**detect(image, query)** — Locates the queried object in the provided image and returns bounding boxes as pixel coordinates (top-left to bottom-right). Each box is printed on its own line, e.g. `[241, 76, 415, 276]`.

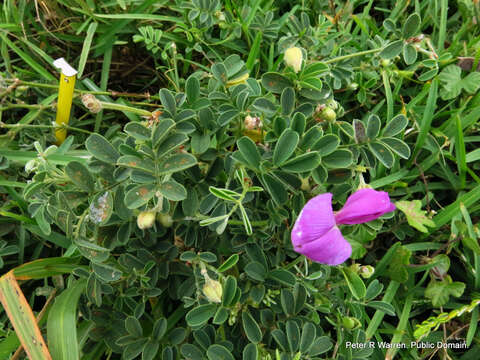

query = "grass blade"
[77, 22, 98, 78]
[409, 78, 438, 164]
[47, 280, 86, 360]
[0, 34, 55, 81]
[0, 271, 52, 360]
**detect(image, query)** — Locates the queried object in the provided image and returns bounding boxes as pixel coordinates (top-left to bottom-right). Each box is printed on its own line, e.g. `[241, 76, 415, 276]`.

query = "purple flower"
[334, 188, 396, 225]
[291, 189, 395, 265]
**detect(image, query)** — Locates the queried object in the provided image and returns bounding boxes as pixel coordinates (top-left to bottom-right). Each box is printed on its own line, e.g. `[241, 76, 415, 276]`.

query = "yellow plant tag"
[53, 58, 77, 144]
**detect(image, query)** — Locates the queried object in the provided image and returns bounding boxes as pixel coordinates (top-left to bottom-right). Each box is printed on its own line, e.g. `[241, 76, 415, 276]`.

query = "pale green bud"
[203, 277, 223, 303]
[137, 211, 156, 229]
[284, 47, 303, 73]
[359, 265, 375, 279]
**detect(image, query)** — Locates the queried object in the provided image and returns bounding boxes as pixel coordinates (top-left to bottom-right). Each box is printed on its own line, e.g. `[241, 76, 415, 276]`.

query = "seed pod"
[284, 47, 303, 73]
[137, 211, 156, 229]
[81, 94, 102, 113]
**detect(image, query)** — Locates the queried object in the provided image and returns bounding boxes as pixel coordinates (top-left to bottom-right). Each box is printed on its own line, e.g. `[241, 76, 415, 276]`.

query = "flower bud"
[203, 277, 222, 303]
[244, 115, 262, 130]
[326, 99, 339, 110]
[381, 59, 391, 67]
[321, 107, 337, 123]
[284, 47, 303, 73]
[359, 265, 375, 279]
[300, 177, 310, 191]
[348, 82, 359, 90]
[158, 213, 173, 228]
[342, 316, 360, 330]
[137, 211, 156, 229]
[81, 94, 102, 113]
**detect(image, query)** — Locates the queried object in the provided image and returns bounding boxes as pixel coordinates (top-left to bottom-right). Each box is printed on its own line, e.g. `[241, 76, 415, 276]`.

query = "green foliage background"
[1, 0, 480, 359]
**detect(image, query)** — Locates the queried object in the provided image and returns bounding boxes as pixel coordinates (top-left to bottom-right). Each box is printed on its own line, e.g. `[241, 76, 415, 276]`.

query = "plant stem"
[324, 48, 382, 64]
[99, 101, 152, 117]
[0, 122, 92, 135]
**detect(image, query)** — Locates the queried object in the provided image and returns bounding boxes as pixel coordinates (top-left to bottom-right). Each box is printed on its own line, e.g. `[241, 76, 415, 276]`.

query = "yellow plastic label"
[53, 58, 77, 144]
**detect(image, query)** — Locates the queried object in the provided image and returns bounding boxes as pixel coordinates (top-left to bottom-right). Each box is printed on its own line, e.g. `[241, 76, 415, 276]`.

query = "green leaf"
[312, 134, 339, 156]
[85, 134, 120, 163]
[380, 40, 404, 59]
[366, 301, 396, 316]
[125, 316, 143, 337]
[218, 110, 239, 126]
[286, 320, 300, 352]
[261, 72, 293, 93]
[381, 137, 411, 159]
[239, 205, 252, 235]
[124, 184, 156, 209]
[213, 307, 229, 325]
[47, 280, 87, 360]
[191, 133, 210, 155]
[368, 142, 394, 168]
[273, 129, 299, 165]
[91, 262, 122, 282]
[186, 304, 217, 327]
[252, 98, 277, 116]
[281, 152, 321, 173]
[322, 149, 353, 168]
[158, 153, 197, 175]
[403, 43, 417, 65]
[299, 77, 322, 91]
[237, 137, 261, 168]
[186, 75, 200, 104]
[402, 13, 421, 38]
[158, 180, 187, 201]
[159, 88, 177, 116]
[309, 336, 333, 356]
[243, 344, 258, 360]
[437, 65, 480, 100]
[222, 276, 237, 307]
[245, 262, 267, 282]
[396, 200, 435, 233]
[142, 341, 159, 360]
[386, 245, 411, 283]
[181, 344, 203, 360]
[341, 267, 366, 300]
[207, 345, 235, 360]
[301, 62, 329, 77]
[281, 87, 295, 115]
[382, 114, 408, 137]
[156, 133, 189, 157]
[65, 161, 94, 192]
[218, 254, 239, 273]
[425, 276, 466, 307]
[268, 269, 296, 287]
[209, 187, 240, 202]
[152, 318, 168, 340]
[271, 329, 288, 351]
[260, 174, 287, 205]
[299, 322, 316, 354]
[462, 72, 480, 94]
[124, 122, 151, 140]
[117, 156, 155, 173]
[242, 310, 263, 344]
[212, 63, 228, 84]
[367, 114, 381, 139]
[152, 119, 176, 148]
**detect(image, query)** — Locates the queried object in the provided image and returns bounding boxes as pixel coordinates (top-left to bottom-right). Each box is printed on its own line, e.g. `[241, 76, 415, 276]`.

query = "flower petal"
[335, 188, 395, 225]
[291, 193, 335, 249]
[293, 226, 352, 265]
